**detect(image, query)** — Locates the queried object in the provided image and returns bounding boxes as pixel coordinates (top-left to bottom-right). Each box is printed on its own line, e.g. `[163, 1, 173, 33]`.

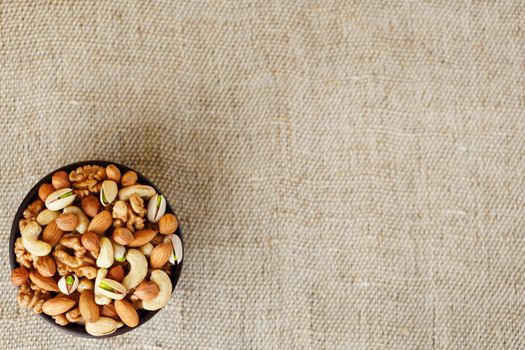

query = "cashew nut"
[121, 249, 148, 290]
[21, 221, 51, 256]
[62, 206, 90, 234]
[94, 268, 111, 305]
[96, 237, 114, 268]
[118, 185, 156, 201]
[142, 270, 172, 311]
[85, 317, 123, 336]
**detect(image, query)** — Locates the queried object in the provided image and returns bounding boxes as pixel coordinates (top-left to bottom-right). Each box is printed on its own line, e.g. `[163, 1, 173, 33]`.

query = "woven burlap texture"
[1, 1, 524, 349]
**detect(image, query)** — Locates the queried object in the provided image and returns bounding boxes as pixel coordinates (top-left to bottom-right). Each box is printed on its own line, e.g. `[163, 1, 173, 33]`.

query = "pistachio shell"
[85, 317, 124, 336]
[58, 275, 79, 295]
[36, 209, 59, 226]
[147, 194, 166, 223]
[97, 278, 127, 300]
[100, 180, 118, 206]
[168, 234, 183, 264]
[96, 237, 114, 268]
[112, 240, 126, 262]
[45, 188, 76, 211]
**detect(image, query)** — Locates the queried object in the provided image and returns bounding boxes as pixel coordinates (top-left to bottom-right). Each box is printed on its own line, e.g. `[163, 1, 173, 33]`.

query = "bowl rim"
[9, 160, 184, 338]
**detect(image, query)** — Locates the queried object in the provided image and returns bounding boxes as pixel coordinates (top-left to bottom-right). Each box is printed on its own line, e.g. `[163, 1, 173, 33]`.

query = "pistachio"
[85, 317, 123, 336]
[96, 237, 114, 268]
[94, 268, 111, 305]
[112, 240, 126, 262]
[97, 278, 127, 300]
[58, 275, 79, 295]
[147, 194, 166, 223]
[45, 188, 76, 211]
[100, 180, 118, 206]
[167, 234, 183, 264]
[36, 209, 59, 226]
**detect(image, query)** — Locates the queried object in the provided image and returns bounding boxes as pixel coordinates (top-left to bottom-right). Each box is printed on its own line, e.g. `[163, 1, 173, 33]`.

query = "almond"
[29, 270, 60, 292]
[41, 221, 64, 246]
[128, 229, 157, 247]
[79, 290, 100, 323]
[87, 210, 112, 235]
[150, 243, 172, 268]
[38, 183, 55, 201]
[101, 303, 118, 319]
[121, 171, 138, 187]
[55, 213, 79, 231]
[34, 256, 56, 277]
[158, 214, 178, 235]
[81, 231, 100, 254]
[11, 267, 29, 286]
[52, 171, 71, 190]
[81, 196, 100, 218]
[114, 299, 139, 327]
[133, 281, 159, 301]
[106, 165, 121, 182]
[112, 227, 134, 245]
[42, 296, 75, 316]
[107, 265, 125, 282]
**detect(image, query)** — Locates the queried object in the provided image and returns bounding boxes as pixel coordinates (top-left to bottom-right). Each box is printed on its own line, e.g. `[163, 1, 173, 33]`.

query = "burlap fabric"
[1, 1, 524, 349]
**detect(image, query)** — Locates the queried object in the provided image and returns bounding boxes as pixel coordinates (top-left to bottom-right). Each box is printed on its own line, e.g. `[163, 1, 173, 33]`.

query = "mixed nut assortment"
[11, 164, 183, 336]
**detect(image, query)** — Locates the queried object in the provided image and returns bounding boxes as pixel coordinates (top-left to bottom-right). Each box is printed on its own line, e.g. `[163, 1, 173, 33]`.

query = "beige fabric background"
[1, 1, 524, 349]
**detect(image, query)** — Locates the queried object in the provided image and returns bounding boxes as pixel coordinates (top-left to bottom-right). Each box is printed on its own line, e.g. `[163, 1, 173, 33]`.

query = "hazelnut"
[81, 231, 100, 254]
[52, 171, 71, 190]
[158, 214, 178, 235]
[112, 227, 134, 245]
[55, 213, 79, 231]
[38, 183, 55, 202]
[108, 265, 125, 282]
[11, 267, 29, 286]
[81, 196, 100, 218]
[121, 171, 138, 187]
[106, 165, 121, 182]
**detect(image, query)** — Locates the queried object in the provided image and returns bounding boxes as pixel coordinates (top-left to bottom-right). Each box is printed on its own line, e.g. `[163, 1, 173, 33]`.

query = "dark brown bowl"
[9, 160, 184, 338]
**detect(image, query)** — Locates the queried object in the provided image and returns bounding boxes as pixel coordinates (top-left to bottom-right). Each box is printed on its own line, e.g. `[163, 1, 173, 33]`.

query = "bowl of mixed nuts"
[9, 161, 183, 337]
